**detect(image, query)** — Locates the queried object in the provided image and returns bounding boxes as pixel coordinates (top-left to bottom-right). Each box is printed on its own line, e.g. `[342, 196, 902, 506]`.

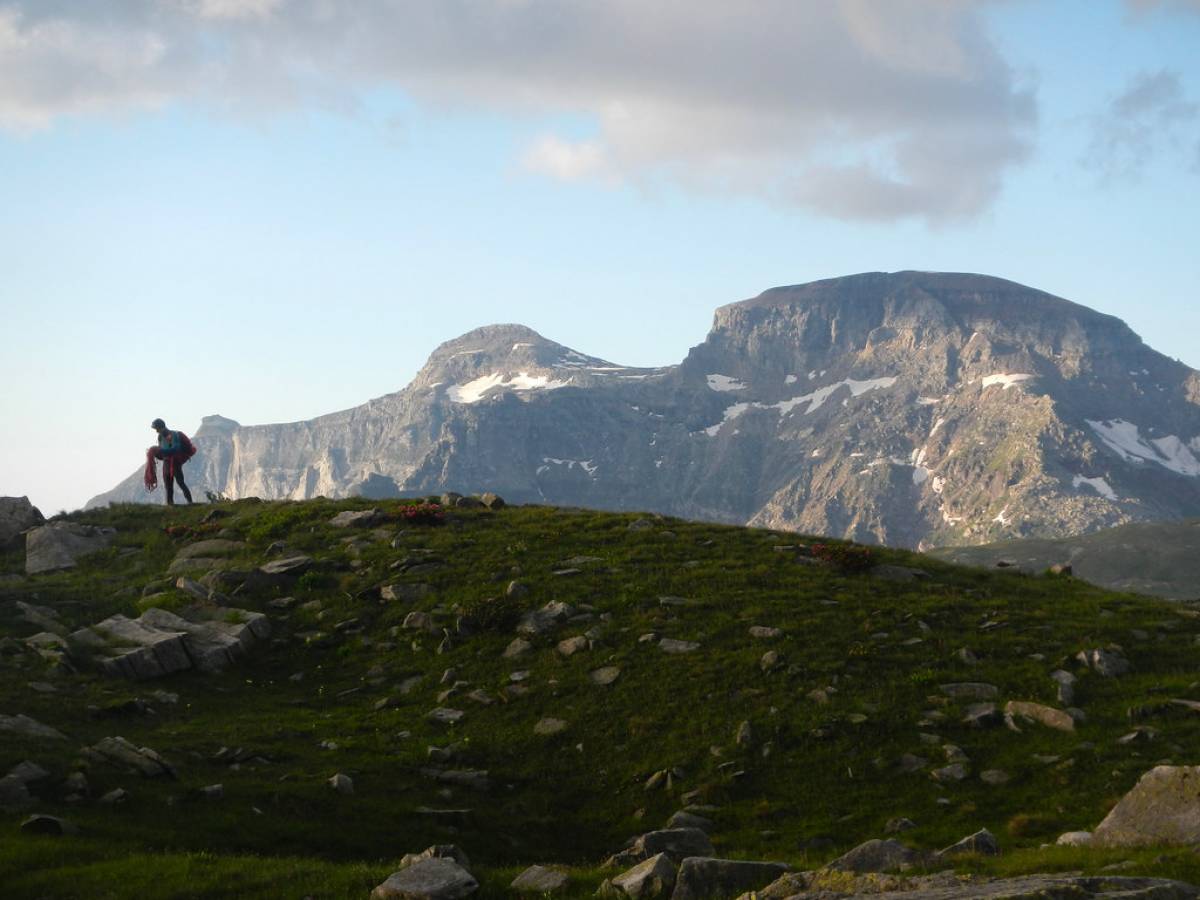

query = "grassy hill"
[929, 520, 1200, 601]
[4, 498, 1200, 898]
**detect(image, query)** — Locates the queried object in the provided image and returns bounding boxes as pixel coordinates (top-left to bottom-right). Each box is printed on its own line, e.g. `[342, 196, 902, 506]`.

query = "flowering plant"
[810, 542, 876, 574]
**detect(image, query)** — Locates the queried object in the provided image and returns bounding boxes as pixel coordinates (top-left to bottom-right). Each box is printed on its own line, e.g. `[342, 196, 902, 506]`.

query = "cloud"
[0, 0, 1036, 223]
[1085, 69, 1199, 181]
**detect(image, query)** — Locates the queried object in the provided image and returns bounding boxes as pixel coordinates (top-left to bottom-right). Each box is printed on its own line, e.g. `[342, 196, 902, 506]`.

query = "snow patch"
[1087, 419, 1200, 476]
[981, 373, 1035, 390]
[917, 396, 941, 406]
[931, 475, 946, 495]
[993, 506, 1012, 526]
[511, 342, 534, 351]
[700, 376, 898, 435]
[785, 374, 798, 385]
[1073, 475, 1118, 501]
[448, 371, 571, 404]
[930, 417, 946, 437]
[539, 457, 597, 477]
[706, 373, 747, 393]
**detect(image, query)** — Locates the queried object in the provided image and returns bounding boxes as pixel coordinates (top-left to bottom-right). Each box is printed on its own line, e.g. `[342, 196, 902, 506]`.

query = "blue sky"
[1, 0, 1198, 514]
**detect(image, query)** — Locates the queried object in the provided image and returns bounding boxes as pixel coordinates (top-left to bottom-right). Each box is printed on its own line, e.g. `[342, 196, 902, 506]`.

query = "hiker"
[144, 418, 197, 505]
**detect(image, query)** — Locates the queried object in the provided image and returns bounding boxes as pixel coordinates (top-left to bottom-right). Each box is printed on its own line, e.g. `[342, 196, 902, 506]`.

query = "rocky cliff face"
[89, 271, 1200, 548]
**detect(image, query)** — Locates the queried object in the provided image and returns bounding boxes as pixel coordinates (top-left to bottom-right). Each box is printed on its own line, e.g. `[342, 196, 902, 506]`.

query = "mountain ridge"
[89, 271, 1200, 549]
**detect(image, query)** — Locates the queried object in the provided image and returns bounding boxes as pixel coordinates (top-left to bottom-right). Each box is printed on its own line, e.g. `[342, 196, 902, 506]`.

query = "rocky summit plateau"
[89, 271, 1200, 549]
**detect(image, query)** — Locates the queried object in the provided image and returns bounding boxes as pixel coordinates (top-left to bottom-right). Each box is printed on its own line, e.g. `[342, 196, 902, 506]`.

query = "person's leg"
[175, 465, 194, 504]
[164, 469, 176, 506]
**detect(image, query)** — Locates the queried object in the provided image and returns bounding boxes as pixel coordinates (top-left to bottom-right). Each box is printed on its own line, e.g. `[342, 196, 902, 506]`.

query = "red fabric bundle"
[144, 447, 160, 492]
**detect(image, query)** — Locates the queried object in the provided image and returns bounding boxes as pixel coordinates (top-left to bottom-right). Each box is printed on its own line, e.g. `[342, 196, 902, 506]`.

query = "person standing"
[147, 418, 196, 505]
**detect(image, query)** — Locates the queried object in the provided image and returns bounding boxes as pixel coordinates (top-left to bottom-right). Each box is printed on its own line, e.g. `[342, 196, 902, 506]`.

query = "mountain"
[88, 271, 1200, 549]
[929, 519, 1200, 600]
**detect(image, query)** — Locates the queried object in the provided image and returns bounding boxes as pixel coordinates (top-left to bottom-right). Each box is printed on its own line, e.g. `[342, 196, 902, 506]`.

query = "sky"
[1, 0, 1198, 515]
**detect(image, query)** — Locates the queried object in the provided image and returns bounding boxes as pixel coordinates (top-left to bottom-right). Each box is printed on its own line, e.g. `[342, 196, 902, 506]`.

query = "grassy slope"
[3, 499, 1200, 898]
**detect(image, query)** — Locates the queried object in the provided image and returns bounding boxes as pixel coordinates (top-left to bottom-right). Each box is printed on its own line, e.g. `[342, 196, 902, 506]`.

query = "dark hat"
[151, 418, 166, 430]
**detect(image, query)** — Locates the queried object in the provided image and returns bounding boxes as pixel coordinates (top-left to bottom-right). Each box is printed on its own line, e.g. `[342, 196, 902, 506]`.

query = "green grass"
[3, 498, 1200, 898]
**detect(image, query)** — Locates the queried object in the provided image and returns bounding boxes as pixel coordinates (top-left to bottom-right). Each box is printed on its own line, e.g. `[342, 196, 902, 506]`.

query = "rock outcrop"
[87, 272, 1200, 550]
[25, 522, 115, 574]
[1093, 765, 1200, 847]
[0, 496, 43, 549]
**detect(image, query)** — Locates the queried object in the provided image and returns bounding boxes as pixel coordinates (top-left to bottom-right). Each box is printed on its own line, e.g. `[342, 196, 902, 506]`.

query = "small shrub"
[1006, 812, 1062, 838]
[388, 502, 446, 527]
[810, 542, 876, 574]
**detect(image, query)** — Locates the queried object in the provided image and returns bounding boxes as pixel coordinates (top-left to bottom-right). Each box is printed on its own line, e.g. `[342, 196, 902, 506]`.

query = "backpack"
[176, 431, 197, 460]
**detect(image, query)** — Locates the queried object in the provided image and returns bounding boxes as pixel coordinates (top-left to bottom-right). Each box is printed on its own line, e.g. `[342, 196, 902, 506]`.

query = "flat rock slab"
[671, 857, 789, 900]
[510, 865, 569, 893]
[634, 828, 714, 862]
[173, 539, 245, 561]
[1093, 765, 1200, 847]
[258, 555, 314, 576]
[84, 736, 175, 778]
[0, 713, 66, 741]
[611, 852, 677, 898]
[534, 717, 568, 736]
[750, 872, 1200, 900]
[825, 839, 921, 874]
[590, 666, 622, 685]
[659, 638, 700, 654]
[25, 523, 115, 575]
[1004, 700, 1075, 732]
[371, 858, 478, 899]
[330, 509, 382, 528]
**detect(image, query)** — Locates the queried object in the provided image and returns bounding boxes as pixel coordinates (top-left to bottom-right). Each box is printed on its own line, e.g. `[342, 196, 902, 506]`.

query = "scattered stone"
[328, 773, 354, 795]
[956, 647, 979, 666]
[610, 853, 677, 898]
[83, 736, 175, 778]
[1093, 765, 1200, 847]
[1057, 831, 1094, 847]
[534, 717, 568, 736]
[428, 708, 465, 726]
[760, 651, 780, 673]
[751, 872, 1199, 900]
[666, 810, 715, 833]
[510, 865, 568, 894]
[749, 626, 783, 639]
[937, 828, 1000, 858]
[258, 555, 313, 577]
[659, 638, 700, 654]
[0, 713, 66, 741]
[590, 666, 621, 685]
[20, 814, 77, 836]
[99, 788, 128, 805]
[0, 775, 33, 812]
[671, 857, 789, 900]
[1051, 670, 1077, 706]
[735, 721, 753, 748]
[403, 612, 439, 634]
[1077, 647, 1131, 677]
[826, 838, 921, 874]
[371, 857, 478, 899]
[557, 636, 589, 657]
[632, 828, 714, 863]
[330, 509, 381, 528]
[25, 522, 114, 575]
[503, 638, 532, 658]
[421, 769, 490, 792]
[897, 754, 928, 774]
[931, 764, 969, 783]
[963, 703, 1000, 728]
[200, 784, 224, 800]
[939, 683, 999, 701]
[980, 769, 1010, 785]
[517, 602, 574, 636]
[382, 583, 435, 603]
[1004, 700, 1075, 733]
[628, 519, 655, 532]
[479, 493, 505, 509]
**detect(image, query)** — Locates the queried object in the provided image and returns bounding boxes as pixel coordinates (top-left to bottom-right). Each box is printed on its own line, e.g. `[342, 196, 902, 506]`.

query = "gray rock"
[427, 708, 465, 726]
[20, 814, 77, 836]
[84, 736, 175, 778]
[749, 872, 1200, 900]
[735, 721, 753, 747]
[503, 638, 532, 658]
[826, 838, 921, 873]
[760, 650, 780, 673]
[534, 717, 568, 736]
[659, 638, 700, 654]
[980, 769, 1010, 785]
[885, 817, 917, 834]
[258, 555, 313, 577]
[590, 666, 622, 685]
[931, 763, 969, 783]
[936, 828, 1000, 858]
[25, 522, 115, 574]
[403, 612, 439, 634]
[634, 828, 714, 862]
[480, 493, 506, 509]
[1051, 669, 1077, 706]
[1077, 647, 1131, 677]
[382, 583, 434, 603]
[517, 602, 574, 636]
[510, 865, 568, 893]
[329, 773, 354, 795]
[16, 601, 63, 634]
[99, 787, 128, 804]
[7, 761, 49, 784]
[1057, 830, 1094, 846]
[1004, 700, 1075, 732]
[557, 635, 589, 656]
[0, 775, 33, 812]
[665, 810, 715, 833]
[399, 845, 472, 871]
[749, 626, 783, 639]
[330, 509, 382, 528]
[371, 857, 478, 899]
[670, 857, 789, 900]
[611, 853, 677, 898]
[173, 539, 244, 562]
[0, 713, 66, 741]
[0, 496, 44, 548]
[1093, 765, 1200, 847]
[962, 703, 1000, 728]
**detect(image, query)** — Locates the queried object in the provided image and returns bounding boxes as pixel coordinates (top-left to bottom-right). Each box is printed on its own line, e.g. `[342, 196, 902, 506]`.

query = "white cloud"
[0, 0, 1037, 222]
[1085, 69, 1199, 181]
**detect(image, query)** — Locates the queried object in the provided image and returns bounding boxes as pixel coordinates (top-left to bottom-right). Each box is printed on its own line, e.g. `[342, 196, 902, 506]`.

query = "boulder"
[20, 814, 77, 836]
[1093, 766, 1200, 847]
[633, 828, 714, 863]
[747, 872, 1199, 900]
[0, 775, 33, 812]
[670, 858, 789, 900]
[479, 493, 506, 509]
[0, 496, 43, 548]
[173, 539, 245, 562]
[534, 718, 568, 736]
[825, 838, 921, 873]
[0, 713, 66, 741]
[258, 555, 313, 577]
[330, 509, 382, 528]
[517, 602, 574, 636]
[1077, 647, 1130, 677]
[371, 857, 478, 899]
[1057, 831, 1094, 847]
[398, 846, 471, 871]
[382, 583, 434, 603]
[611, 853, 677, 898]
[329, 773, 354, 795]
[510, 865, 568, 893]
[25, 522, 115, 575]
[659, 638, 700, 654]
[749, 626, 783, 639]
[590, 666, 622, 685]
[557, 636, 589, 656]
[1004, 700, 1075, 732]
[665, 810, 715, 833]
[83, 736, 175, 778]
[936, 828, 1000, 858]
